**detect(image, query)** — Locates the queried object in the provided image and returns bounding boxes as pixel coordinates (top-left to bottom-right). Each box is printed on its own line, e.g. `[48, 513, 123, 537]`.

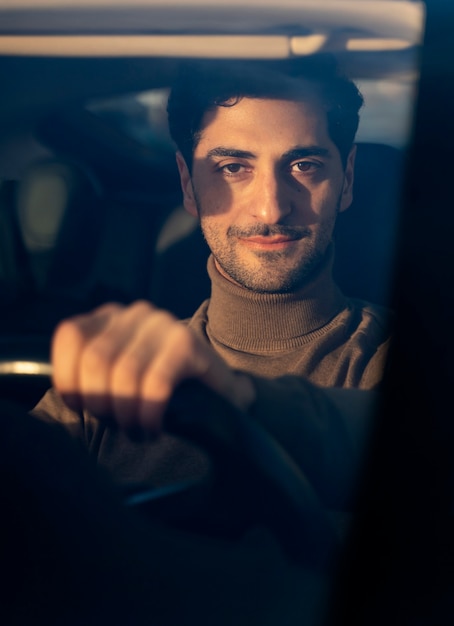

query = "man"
[32, 59, 392, 507]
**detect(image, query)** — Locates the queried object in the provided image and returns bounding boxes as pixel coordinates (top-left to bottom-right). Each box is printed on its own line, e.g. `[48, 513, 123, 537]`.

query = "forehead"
[195, 96, 333, 154]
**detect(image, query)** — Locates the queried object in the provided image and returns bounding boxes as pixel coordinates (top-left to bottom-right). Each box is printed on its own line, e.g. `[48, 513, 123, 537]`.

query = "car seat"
[0, 179, 34, 311]
[13, 157, 106, 331]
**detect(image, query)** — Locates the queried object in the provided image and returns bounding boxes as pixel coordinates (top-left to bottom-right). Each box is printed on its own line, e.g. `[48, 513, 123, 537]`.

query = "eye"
[216, 162, 252, 179]
[290, 160, 320, 173]
[221, 163, 244, 175]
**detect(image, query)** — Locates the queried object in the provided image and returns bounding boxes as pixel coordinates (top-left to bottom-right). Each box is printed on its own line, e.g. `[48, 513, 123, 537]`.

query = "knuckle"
[53, 318, 85, 350]
[138, 309, 180, 345]
[80, 338, 114, 375]
[151, 309, 178, 329]
[111, 352, 141, 392]
[169, 324, 196, 352]
[94, 302, 123, 315]
[132, 299, 155, 312]
[123, 300, 157, 320]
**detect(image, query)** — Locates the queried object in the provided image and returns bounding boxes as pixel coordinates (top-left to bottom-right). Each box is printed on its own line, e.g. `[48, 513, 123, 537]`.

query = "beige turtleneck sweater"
[190, 250, 389, 388]
[32, 249, 392, 505]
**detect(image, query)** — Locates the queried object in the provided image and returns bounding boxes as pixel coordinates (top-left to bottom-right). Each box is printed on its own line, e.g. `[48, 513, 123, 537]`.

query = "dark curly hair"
[167, 56, 364, 170]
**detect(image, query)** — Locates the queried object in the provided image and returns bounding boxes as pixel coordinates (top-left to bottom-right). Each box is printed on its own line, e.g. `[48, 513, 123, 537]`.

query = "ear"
[339, 145, 356, 213]
[175, 151, 198, 217]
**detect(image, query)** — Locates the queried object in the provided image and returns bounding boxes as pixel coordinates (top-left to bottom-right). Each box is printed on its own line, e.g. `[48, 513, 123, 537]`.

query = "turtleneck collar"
[205, 245, 347, 353]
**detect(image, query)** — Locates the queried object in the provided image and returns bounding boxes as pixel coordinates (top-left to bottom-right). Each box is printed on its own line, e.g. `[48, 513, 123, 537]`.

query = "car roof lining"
[0, 1, 424, 40]
[0, 33, 419, 58]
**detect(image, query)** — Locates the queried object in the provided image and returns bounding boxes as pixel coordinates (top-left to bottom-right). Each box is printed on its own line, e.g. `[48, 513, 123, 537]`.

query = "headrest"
[17, 159, 102, 254]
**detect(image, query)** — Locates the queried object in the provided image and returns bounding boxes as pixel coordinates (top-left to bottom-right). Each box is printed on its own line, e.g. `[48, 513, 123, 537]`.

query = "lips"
[238, 234, 301, 250]
[243, 235, 297, 244]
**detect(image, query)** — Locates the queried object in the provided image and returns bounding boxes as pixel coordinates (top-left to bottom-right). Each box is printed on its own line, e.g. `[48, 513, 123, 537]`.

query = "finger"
[137, 324, 209, 432]
[52, 303, 123, 410]
[138, 329, 255, 424]
[77, 301, 158, 418]
[109, 309, 183, 430]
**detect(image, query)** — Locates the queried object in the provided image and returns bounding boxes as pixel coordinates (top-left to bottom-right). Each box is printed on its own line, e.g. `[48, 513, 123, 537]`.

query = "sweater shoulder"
[348, 297, 393, 327]
[347, 297, 394, 346]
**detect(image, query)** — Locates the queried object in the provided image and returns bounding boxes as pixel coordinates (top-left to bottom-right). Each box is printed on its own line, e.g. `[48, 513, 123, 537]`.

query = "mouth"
[238, 235, 301, 250]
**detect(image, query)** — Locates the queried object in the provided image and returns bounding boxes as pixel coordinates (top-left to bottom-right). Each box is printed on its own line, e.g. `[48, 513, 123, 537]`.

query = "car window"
[87, 77, 418, 150]
[87, 88, 174, 154]
[355, 78, 418, 148]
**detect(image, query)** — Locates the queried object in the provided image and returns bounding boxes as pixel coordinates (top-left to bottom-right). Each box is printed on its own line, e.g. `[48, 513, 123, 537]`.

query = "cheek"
[307, 179, 343, 217]
[194, 179, 241, 220]
[198, 193, 226, 220]
[200, 212, 230, 239]
[192, 173, 222, 215]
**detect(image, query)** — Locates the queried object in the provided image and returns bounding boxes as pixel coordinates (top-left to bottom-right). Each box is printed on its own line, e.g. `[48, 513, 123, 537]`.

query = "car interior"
[1, 120, 405, 318]
[0, 55, 410, 413]
[1, 1, 453, 625]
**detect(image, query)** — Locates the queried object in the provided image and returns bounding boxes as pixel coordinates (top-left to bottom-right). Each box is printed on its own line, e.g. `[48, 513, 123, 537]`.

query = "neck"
[206, 245, 346, 352]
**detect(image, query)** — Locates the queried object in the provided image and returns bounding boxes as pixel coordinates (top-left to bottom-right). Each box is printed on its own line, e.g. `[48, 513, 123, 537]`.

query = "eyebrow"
[206, 147, 256, 159]
[205, 145, 331, 161]
[282, 146, 331, 161]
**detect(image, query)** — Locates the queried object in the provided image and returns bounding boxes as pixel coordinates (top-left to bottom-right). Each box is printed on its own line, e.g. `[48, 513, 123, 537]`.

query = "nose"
[250, 170, 292, 224]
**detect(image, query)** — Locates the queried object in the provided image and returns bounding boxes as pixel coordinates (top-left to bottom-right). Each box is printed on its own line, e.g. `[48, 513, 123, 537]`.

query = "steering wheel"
[0, 348, 340, 573]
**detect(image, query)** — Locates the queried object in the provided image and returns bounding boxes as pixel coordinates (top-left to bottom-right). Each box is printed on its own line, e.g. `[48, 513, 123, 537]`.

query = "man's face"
[176, 95, 355, 293]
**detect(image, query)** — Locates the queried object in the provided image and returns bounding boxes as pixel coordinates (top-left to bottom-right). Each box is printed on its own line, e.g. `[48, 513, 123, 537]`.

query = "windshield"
[0, 3, 431, 626]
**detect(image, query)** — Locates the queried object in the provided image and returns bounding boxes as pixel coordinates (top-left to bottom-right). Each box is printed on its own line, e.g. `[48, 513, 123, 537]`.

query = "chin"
[237, 269, 308, 294]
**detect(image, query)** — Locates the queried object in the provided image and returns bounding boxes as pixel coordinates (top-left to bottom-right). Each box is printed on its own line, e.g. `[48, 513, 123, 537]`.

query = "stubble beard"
[195, 193, 341, 294]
